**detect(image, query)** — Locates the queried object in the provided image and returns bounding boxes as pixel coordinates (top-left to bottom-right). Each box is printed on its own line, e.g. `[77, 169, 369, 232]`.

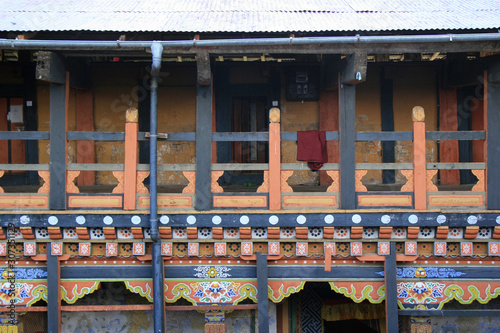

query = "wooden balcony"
[0, 106, 491, 214]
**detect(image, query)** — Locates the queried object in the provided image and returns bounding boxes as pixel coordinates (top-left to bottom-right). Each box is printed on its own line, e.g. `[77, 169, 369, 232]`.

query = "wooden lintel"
[62, 304, 153, 312]
[36, 51, 66, 84]
[196, 52, 211, 86]
[341, 52, 367, 85]
[166, 304, 258, 311]
[154, 41, 500, 55]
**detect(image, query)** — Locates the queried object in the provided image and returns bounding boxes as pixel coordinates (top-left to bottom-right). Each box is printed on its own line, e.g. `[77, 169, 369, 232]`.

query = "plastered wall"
[34, 61, 439, 188]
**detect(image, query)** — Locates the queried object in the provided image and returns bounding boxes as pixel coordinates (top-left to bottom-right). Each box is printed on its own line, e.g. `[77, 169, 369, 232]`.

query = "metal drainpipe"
[150, 41, 164, 333]
[1, 32, 500, 50]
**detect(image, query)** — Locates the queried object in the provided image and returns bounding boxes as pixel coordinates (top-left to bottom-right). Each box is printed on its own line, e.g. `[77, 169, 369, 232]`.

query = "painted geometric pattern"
[301, 288, 323, 333]
[0, 282, 47, 306]
[60, 281, 101, 304]
[397, 282, 500, 310]
[268, 281, 305, 303]
[125, 281, 153, 302]
[329, 282, 385, 304]
[164, 281, 257, 305]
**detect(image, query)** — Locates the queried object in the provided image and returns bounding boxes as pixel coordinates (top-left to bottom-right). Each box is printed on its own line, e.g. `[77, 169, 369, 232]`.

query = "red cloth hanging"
[297, 130, 328, 171]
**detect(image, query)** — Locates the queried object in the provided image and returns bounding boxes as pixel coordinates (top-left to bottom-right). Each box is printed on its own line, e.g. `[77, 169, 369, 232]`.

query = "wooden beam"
[257, 252, 269, 333]
[339, 78, 356, 209]
[196, 52, 211, 86]
[384, 242, 398, 333]
[487, 64, 500, 209]
[195, 83, 212, 210]
[166, 304, 258, 311]
[341, 52, 367, 85]
[62, 305, 153, 311]
[36, 52, 66, 84]
[399, 310, 500, 317]
[149, 41, 500, 55]
[47, 251, 61, 333]
[49, 55, 67, 209]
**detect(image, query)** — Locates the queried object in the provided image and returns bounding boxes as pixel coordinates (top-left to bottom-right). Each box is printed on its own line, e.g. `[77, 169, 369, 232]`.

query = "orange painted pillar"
[413, 106, 427, 210]
[124, 108, 139, 210]
[269, 107, 281, 211]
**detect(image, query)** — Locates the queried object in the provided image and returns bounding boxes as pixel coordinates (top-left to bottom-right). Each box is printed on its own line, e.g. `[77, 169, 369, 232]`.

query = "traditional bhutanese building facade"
[0, 0, 500, 332]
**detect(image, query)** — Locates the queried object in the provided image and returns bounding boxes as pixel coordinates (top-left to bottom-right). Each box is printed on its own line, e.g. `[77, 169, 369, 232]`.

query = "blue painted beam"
[2, 211, 500, 228]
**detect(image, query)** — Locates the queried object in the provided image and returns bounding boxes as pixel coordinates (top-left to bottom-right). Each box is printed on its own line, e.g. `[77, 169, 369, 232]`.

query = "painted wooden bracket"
[240, 227, 252, 239]
[131, 227, 144, 239]
[323, 227, 335, 239]
[136, 254, 152, 261]
[103, 227, 116, 240]
[187, 227, 198, 239]
[296, 227, 308, 239]
[38, 170, 50, 193]
[159, 227, 172, 239]
[280, 171, 294, 193]
[212, 227, 223, 239]
[211, 171, 224, 193]
[407, 227, 420, 239]
[493, 227, 500, 239]
[400, 169, 414, 192]
[267, 227, 280, 239]
[436, 226, 449, 239]
[326, 170, 340, 192]
[350, 227, 363, 239]
[136, 171, 150, 194]
[471, 169, 485, 192]
[379, 227, 393, 239]
[355, 170, 368, 192]
[464, 226, 479, 239]
[20, 227, 35, 239]
[0, 171, 4, 193]
[48, 227, 63, 239]
[182, 171, 196, 194]
[426, 170, 438, 192]
[256, 171, 269, 193]
[76, 227, 90, 240]
[66, 171, 80, 193]
[112, 171, 124, 193]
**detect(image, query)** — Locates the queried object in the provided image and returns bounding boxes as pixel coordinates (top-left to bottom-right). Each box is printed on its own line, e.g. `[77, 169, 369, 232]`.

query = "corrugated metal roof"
[1, 0, 499, 33]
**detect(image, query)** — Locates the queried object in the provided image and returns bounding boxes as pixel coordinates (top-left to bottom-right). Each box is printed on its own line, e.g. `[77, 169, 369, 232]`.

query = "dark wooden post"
[257, 252, 269, 333]
[195, 53, 212, 211]
[487, 62, 500, 209]
[339, 53, 366, 209]
[36, 52, 68, 210]
[384, 242, 398, 332]
[47, 249, 61, 333]
[339, 83, 356, 209]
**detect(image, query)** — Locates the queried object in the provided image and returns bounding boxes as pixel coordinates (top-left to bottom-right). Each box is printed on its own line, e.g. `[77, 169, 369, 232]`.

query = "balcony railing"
[0, 106, 487, 211]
